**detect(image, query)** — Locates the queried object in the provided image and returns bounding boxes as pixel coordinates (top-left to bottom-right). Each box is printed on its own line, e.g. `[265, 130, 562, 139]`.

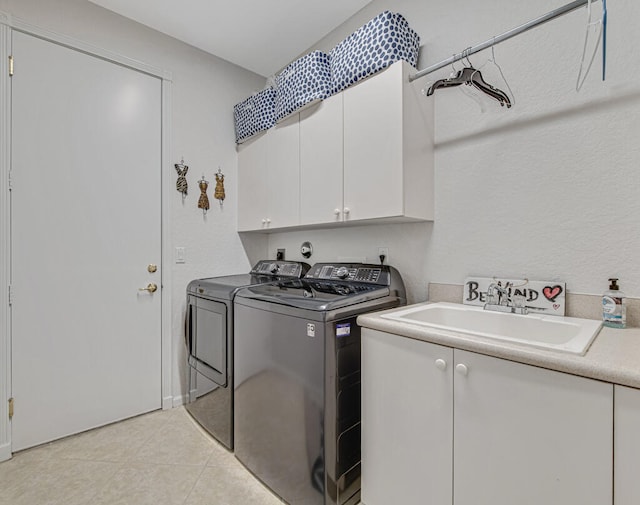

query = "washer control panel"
[305, 263, 386, 285]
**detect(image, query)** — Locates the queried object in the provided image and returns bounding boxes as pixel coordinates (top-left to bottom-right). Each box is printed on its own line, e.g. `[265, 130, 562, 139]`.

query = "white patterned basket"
[330, 11, 420, 94]
[233, 87, 277, 144]
[275, 51, 332, 122]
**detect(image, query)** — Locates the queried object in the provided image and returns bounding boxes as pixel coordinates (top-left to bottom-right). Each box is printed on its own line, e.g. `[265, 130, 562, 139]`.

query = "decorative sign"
[463, 277, 566, 316]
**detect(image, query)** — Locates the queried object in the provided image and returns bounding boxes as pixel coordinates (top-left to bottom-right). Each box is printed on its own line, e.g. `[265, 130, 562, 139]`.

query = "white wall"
[0, 0, 268, 402]
[268, 0, 640, 303]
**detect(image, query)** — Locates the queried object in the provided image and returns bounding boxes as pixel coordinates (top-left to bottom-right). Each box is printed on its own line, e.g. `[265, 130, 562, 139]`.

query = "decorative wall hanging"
[463, 277, 566, 315]
[174, 158, 188, 200]
[197, 175, 210, 215]
[214, 167, 226, 207]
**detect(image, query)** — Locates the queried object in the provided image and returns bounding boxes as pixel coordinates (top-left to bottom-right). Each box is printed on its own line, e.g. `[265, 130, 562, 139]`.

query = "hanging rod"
[409, 0, 594, 82]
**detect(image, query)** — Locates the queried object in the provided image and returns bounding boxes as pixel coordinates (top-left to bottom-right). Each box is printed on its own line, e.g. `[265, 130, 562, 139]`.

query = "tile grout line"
[180, 460, 210, 505]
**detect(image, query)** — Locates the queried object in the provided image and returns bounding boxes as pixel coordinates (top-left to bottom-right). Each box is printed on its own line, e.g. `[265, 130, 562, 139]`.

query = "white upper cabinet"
[237, 132, 269, 232]
[343, 60, 434, 222]
[237, 60, 434, 232]
[237, 114, 300, 231]
[267, 114, 300, 229]
[299, 94, 344, 226]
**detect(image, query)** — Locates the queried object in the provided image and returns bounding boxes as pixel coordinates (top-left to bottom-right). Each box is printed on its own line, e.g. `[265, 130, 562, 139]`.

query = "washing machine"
[185, 260, 309, 450]
[233, 262, 406, 505]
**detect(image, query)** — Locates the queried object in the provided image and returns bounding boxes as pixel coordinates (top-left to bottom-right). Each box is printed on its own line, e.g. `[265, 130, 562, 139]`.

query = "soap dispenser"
[602, 278, 627, 329]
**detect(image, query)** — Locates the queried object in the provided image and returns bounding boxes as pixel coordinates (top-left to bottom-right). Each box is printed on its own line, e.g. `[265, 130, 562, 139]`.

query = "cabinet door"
[267, 114, 299, 229]
[343, 63, 404, 221]
[615, 385, 640, 505]
[300, 94, 344, 225]
[237, 133, 269, 231]
[361, 329, 453, 505]
[453, 350, 613, 505]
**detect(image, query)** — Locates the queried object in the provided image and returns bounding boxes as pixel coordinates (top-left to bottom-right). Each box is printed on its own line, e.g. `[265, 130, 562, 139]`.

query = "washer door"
[187, 296, 228, 386]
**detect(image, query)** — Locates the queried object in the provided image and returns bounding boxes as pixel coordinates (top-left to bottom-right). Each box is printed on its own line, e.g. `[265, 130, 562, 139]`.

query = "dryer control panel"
[251, 260, 310, 278]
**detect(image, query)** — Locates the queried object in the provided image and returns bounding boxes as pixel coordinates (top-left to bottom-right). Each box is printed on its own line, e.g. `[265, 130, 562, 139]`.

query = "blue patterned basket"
[275, 51, 332, 122]
[330, 11, 420, 94]
[233, 87, 276, 144]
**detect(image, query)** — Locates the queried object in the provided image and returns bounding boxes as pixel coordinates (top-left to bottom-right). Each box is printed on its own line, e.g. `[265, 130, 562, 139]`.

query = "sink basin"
[380, 302, 602, 355]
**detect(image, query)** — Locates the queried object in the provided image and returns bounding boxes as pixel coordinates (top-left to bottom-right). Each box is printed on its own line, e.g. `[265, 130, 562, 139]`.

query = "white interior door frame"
[0, 11, 174, 462]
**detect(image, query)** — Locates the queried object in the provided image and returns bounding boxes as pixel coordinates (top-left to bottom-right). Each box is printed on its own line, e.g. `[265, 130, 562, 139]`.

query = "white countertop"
[357, 302, 640, 389]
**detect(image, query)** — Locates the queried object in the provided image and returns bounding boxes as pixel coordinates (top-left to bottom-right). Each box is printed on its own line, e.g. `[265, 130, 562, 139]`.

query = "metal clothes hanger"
[576, 0, 607, 90]
[426, 47, 512, 108]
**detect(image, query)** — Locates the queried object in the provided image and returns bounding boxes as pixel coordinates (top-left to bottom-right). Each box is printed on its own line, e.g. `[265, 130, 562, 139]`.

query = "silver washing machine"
[233, 263, 406, 505]
[185, 260, 309, 450]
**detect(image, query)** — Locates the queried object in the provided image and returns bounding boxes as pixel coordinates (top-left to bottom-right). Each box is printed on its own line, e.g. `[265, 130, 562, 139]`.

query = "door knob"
[139, 283, 158, 293]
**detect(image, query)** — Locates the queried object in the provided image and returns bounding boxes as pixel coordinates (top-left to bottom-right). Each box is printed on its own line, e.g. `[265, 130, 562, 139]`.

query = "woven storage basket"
[275, 50, 332, 122]
[330, 11, 420, 94]
[233, 87, 276, 144]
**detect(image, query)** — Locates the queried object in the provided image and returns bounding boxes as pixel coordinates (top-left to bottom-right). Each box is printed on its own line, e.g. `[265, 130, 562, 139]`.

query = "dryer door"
[187, 296, 228, 386]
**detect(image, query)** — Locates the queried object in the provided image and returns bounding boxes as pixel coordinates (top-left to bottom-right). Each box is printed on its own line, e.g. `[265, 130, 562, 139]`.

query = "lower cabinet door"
[615, 385, 640, 505]
[453, 350, 613, 505]
[361, 329, 453, 505]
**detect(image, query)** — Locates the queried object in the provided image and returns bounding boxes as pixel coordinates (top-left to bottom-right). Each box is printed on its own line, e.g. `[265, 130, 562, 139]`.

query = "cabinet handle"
[455, 363, 468, 376]
[266, 218, 271, 224]
[334, 208, 341, 216]
[343, 207, 351, 215]
[435, 358, 447, 371]
[262, 218, 267, 225]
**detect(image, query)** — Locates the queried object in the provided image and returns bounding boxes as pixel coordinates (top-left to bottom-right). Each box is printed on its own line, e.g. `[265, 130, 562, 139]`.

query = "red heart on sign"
[543, 285, 563, 302]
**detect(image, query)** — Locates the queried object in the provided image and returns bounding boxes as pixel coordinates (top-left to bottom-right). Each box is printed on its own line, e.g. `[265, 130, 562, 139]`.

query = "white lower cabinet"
[361, 329, 453, 505]
[361, 329, 614, 505]
[615, 385, 640, 505]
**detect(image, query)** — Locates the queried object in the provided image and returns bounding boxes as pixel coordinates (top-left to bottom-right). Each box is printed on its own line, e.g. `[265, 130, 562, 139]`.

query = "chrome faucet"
[484, 281, 528, 315]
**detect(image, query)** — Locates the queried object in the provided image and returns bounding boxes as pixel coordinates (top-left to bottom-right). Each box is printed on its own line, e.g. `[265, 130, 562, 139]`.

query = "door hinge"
[8, 56, 13, 77]
[8, 398, 13, 420]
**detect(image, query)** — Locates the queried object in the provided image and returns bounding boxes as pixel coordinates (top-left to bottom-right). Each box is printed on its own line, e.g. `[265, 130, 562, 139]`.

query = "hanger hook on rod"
[463, 46, 473, 67]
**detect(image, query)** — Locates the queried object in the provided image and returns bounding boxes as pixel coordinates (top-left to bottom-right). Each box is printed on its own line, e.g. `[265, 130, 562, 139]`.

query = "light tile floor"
[0, 407, 284, 505]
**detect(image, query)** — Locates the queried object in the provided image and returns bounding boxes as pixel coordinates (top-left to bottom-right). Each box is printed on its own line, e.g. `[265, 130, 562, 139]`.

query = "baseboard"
[172, 394, 187, 408]
[0, 441, 12, 462]
[162, 395, 174, 410]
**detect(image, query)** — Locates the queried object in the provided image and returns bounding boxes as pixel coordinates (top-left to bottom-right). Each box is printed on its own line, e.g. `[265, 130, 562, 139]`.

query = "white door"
[11, 32, 162, 451]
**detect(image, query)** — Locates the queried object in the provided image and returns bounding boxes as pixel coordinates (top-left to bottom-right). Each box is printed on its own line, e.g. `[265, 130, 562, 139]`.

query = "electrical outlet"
[277, 249, 285, 261]
[378, 247, 389, 264]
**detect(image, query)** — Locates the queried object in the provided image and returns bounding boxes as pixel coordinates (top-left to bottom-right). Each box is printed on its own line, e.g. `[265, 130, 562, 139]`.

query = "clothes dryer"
[185, 260, 309, 449]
